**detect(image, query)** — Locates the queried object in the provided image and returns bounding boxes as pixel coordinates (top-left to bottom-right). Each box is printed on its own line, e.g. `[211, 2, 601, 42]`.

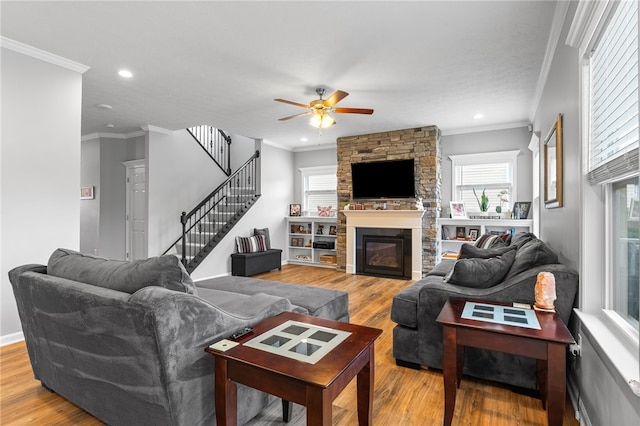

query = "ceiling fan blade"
[278, 111, 312, 121]
[334, 107, 374, 115]
[324, 90, 349, 107]
[274, 98, 309, 109]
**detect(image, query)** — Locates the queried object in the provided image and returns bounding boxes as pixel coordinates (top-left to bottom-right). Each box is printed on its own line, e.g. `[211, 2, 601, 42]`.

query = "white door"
[124, 160, 147, 261]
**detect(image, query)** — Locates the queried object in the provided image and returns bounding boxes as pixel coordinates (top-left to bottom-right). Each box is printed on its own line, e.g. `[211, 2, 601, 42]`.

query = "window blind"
[588, 0, 639, 184]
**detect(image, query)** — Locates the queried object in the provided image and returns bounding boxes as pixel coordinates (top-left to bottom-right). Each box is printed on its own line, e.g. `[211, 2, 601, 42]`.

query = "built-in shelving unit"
[285, 216, 337, 268]
[436, 218, 533, 263]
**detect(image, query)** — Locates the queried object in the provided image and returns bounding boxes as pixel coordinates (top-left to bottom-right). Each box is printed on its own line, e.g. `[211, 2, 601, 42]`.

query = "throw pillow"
[253, 228, 271, 250]
[444, 249, 516, 289]
[235, 234, 267, 253]
[458, 243, 516, 260]
[47, 248, 196, 295]
[505, 238, 559, 279]
[474, 234, 507, 249]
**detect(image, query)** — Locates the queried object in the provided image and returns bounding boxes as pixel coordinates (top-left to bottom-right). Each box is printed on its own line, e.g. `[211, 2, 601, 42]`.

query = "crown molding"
[441, 121, 529, 136]
[528, 0, 570, 123]
[1, 37, 89, 73]
[566, 0, 617, 57]
[140, 125, 172, 135]
[81, 130, 146, 142]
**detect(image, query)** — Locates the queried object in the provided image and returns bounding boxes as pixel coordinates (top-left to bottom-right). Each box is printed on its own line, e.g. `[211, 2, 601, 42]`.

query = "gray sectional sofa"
[391, 232, 579, 391]
[9, 248, 348, 426]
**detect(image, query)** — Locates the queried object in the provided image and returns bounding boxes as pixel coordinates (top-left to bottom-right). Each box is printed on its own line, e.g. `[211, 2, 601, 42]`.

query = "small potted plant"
[473, 188, 489, 215]
[495, 189, 509, 217]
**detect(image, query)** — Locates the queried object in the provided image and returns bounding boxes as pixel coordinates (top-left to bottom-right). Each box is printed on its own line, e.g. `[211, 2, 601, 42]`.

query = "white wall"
[191, 142, 295, 280]
[440, 126, 533, 211]
[80, 138, 100, 255]
[1, 48, 83, 340]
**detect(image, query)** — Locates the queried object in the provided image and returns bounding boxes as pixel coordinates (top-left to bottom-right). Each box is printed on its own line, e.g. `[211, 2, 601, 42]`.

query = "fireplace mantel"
[343, 209, 425, 280]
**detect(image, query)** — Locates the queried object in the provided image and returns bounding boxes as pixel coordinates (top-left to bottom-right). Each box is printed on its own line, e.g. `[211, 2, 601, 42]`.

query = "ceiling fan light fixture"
[310, 111, 335, 129]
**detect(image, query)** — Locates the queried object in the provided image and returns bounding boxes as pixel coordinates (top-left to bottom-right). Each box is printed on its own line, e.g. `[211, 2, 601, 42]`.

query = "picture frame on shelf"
[450, 201, 466, 218]
[468, 228, 479, 241]
[513, 202, 532, 219]
[329, 225, 337, 235]
[455, 227, 466, 239]
[289, 204, 301, 216]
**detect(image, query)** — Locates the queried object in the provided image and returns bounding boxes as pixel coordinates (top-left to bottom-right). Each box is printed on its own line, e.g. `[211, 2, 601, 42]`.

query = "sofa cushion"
[196, 276, 349, 321]
[444, 249, 516, 289]
[426, 259, 456, 276]
[47, 248, 196, 294]
[253, 228, 272, 250]
[505, 238, 559, 279]
[458, 243, 516, 260]
[235, 234, 267, 253]
[509, 232, 537, 250]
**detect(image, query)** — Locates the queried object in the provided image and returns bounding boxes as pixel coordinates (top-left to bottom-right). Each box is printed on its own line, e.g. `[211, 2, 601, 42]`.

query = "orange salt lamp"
[535, 272, 556, 310]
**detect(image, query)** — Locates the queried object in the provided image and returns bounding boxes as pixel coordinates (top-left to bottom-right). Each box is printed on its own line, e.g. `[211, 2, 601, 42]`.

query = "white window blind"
[588, 0, 639, 184]
[300, 166, 337, 213]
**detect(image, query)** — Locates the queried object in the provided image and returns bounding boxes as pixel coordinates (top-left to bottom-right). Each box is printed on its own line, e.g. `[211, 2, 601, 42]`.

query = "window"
[610, 178, 639, 330]
[450, 151, 519, 213]
[300, 166, 337, 215]
[587, 0, 639, 331]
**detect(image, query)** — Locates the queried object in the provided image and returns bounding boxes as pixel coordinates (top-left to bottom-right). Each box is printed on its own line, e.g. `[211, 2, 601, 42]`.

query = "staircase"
[164, 127, 260, 273]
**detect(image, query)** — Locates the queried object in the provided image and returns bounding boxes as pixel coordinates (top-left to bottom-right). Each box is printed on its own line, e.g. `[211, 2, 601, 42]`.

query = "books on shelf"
[442, 251, 458, 259]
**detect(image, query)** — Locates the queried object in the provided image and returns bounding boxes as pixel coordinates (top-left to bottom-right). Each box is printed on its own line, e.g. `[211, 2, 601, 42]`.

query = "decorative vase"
[535, 272, 556, 310]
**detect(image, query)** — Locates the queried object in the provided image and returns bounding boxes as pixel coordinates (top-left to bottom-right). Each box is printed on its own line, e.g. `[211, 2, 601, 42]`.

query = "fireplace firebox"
[356, 228, 412, 279]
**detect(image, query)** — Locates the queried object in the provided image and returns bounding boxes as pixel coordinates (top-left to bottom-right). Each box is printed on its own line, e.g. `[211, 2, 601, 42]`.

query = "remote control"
[229, 327, 253, 340]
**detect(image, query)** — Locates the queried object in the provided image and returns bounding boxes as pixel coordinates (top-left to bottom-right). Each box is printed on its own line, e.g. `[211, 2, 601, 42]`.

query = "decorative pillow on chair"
[253, 228, 271, 250]
[235, 234, 267, 253]
[458, 243, 516, 259]
[444, 250, 516, 289]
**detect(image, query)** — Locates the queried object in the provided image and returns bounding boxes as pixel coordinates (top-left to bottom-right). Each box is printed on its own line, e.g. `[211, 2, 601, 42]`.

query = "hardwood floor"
[0, 264, 578, 425]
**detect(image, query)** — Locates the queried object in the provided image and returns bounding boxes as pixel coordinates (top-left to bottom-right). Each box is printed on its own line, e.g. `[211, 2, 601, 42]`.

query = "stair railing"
[187, 125, 232, 175]
[164, 150, 260, 272]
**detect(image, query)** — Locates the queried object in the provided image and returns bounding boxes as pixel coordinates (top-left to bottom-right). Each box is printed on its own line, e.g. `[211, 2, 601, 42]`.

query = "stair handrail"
[162, 150, 260, 268]
[187, 126, 232, 175]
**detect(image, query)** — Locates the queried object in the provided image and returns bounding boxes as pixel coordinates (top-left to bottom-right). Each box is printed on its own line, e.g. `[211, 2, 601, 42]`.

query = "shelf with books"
[436, 218, 533, 263]
[286, 216, 337, 268]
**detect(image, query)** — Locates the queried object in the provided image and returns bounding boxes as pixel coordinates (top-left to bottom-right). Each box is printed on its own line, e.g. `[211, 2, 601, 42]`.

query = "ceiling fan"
[274, 88, 374, 128]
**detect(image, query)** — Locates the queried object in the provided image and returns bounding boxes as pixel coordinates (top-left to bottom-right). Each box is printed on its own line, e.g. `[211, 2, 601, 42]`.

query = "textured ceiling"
[1, 1, 557, 150]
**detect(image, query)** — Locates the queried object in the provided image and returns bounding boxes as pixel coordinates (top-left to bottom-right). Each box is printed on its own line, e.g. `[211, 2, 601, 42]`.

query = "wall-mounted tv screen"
[351, 159, 416, 200]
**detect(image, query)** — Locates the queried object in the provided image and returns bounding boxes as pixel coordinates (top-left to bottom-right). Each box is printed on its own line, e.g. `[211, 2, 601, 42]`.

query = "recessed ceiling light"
[473, 113, 484, 119]
[118, 69, 133, 78]
[301, 137, 308, 142]
[96, 103, 113, 110]
[105, 124, 115, 128]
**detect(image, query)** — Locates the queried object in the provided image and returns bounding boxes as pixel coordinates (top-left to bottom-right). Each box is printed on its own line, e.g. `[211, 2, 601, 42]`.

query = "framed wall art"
[544, 114, 563, 208]
[80, 186, 94, 200]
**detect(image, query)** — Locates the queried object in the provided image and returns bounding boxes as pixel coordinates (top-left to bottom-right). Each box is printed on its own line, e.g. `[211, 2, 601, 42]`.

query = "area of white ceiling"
[1, 1, 558, 150]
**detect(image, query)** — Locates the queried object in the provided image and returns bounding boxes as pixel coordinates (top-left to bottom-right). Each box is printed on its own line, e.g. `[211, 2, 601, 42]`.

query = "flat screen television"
[351, 159, 416, 199]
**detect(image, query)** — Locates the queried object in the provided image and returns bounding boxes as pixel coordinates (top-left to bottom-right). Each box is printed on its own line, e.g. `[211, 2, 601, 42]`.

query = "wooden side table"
[206, 312, 382, 426]
[436, 298, 575, 426]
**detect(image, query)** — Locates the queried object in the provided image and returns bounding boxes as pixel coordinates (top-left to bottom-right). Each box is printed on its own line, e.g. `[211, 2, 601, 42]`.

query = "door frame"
[123, 159, 147, 261]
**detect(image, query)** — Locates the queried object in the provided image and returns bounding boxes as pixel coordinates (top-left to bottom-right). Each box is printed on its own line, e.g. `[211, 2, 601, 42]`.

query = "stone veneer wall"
[336, 126, 442, 276]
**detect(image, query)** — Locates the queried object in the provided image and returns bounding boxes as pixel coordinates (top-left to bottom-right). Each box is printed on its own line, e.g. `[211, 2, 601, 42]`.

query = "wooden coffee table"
[205, 312, 382, 426]
[436, 298, 575, 426]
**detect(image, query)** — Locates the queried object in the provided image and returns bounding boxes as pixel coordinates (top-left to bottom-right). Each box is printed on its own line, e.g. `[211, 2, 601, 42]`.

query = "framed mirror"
[544, 114, 563, 208]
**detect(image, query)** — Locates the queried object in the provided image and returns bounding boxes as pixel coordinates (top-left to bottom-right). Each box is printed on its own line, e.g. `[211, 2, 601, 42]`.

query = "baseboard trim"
[1, 331, 24, 347]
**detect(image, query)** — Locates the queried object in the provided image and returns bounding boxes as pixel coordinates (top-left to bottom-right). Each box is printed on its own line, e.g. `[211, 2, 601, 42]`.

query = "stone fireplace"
[336, 126, 441, 278]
